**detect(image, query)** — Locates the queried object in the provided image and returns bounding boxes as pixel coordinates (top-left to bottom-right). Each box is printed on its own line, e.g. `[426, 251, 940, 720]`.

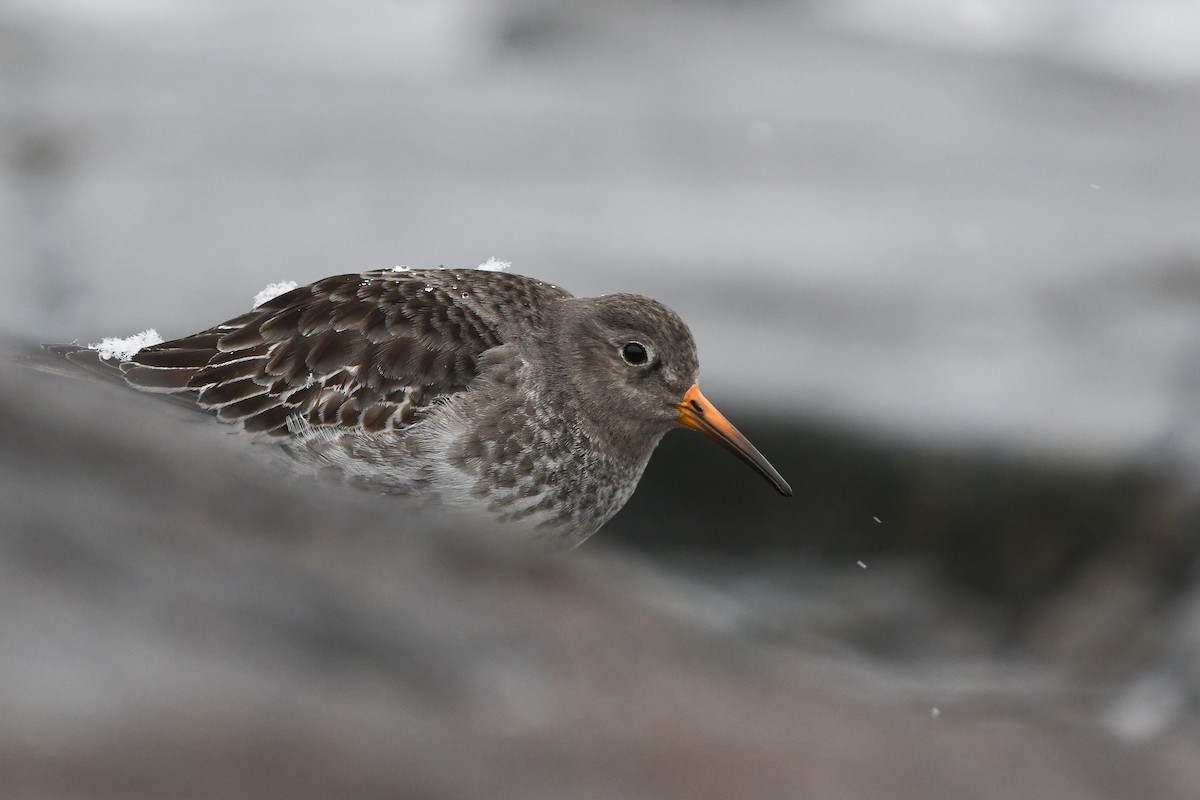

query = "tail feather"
[40, 343, 213, 415]
[120, 363, 201, 392]
[43, 344, 131, 386]
[131, 347, 218, 368]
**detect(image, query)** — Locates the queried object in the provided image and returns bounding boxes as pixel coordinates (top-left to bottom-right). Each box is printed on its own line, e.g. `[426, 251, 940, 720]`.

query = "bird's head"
[552, 293, 791, 496]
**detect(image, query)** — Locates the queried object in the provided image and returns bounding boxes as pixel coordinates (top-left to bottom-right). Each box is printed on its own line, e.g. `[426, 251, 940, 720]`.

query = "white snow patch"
[389, 265, 412, 272]
[478, 257, 511, 272]
[252, 280, 298, 308]
[88, 329, 164, 361]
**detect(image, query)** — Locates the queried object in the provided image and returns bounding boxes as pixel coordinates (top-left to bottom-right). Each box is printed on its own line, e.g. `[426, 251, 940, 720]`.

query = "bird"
[47, 267, 791, 545]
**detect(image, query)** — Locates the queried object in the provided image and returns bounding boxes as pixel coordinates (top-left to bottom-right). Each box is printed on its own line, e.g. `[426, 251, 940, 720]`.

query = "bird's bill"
[674, 384, 793, 497]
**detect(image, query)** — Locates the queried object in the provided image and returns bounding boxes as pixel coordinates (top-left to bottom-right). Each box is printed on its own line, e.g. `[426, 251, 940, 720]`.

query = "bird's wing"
[118, 269, 571, 437]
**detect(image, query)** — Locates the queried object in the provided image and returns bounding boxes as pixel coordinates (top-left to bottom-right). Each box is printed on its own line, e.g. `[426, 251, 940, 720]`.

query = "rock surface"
[6, 338, 1200, 798]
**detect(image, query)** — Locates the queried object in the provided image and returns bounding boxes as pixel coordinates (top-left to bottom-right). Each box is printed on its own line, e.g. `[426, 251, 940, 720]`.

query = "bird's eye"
[621, 341, 650, 366]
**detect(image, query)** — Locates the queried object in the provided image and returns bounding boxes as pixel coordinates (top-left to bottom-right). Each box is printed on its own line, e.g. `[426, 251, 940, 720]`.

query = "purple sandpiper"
[49, 268, 791, 544]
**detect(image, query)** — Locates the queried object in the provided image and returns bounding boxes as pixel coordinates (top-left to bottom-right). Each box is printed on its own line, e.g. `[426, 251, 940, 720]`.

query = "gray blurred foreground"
[6, 337, 1200, 798]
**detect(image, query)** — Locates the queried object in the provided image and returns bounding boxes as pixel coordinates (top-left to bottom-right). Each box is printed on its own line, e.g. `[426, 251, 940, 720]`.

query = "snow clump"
[478, 257, 511, 272]
[252, 281, 299, 308]
[88, 329, 164, 361]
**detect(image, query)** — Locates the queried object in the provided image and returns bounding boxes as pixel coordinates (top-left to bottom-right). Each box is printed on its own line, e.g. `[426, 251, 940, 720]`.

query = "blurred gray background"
[4, 0, 1200, 797]
[6, 0, 1200, 458]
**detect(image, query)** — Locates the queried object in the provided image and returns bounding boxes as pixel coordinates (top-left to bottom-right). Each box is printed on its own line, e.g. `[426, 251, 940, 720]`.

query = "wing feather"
[116, 268, 570, 438]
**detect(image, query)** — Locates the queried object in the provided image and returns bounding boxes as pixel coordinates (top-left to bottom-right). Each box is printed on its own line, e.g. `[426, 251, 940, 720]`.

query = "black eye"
[621, 341, 649, 366]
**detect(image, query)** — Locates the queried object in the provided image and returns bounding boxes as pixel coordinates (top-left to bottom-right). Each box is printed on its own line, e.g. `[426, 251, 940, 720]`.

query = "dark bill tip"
[674, 384, 792, 497]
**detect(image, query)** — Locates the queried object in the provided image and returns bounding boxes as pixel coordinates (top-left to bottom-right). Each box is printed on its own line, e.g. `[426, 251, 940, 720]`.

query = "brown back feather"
[122, 269, 571, 437]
